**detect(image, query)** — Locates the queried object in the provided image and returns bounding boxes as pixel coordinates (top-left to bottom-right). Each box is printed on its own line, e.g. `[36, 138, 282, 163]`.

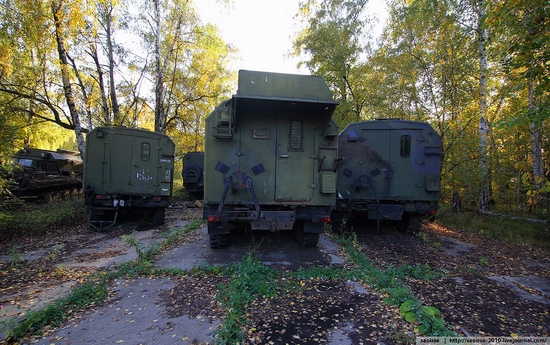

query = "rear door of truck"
[360, 127, 421, 200]
[275, 112, 315, 202]
[388, 128, 421, 199]
[129, 135, 161, 195]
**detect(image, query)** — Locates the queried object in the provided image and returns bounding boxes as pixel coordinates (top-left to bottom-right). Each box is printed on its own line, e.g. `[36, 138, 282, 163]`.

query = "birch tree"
[50, 0, 87, 159]
[489, 0, 549, 192]
[473, 0, 490, 210]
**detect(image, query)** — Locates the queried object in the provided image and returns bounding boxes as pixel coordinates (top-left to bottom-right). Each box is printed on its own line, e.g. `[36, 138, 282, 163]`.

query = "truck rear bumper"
[204, 204, 331, 234]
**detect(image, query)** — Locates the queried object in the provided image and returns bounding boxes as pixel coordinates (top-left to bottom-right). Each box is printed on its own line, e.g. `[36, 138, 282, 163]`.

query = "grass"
[330, 231, 455, 336]
[2, 282, 108, 341]
[436, 204, 550, 249]
[0, 198, 87, 239]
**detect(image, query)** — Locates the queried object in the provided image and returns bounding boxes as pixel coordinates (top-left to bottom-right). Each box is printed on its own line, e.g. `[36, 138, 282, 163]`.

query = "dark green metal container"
[333, 119, 443, 232]
[83, 126, 175, 230]
[203, 70, 339, 248]
[182, 151, 204, 199]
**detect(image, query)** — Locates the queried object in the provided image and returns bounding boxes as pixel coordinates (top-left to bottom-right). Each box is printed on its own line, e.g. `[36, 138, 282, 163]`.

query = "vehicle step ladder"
[87, 206, 119, 231]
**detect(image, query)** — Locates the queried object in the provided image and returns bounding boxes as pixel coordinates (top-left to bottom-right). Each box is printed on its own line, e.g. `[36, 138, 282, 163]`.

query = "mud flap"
[294, 221, 321, 247]
[304, 221, 324, 233]
[208, 221, 230, 234]
[209, 234, 228, 249]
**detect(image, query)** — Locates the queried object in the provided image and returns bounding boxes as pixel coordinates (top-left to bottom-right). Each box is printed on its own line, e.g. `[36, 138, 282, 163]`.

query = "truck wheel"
[398, 214, 421, 233]
[398, 214, 410, 233]
[294, 221, 320, 247]
[303, 233, 320, 247]
[152, 208, 165, 225]
[209, 234, 228, 249]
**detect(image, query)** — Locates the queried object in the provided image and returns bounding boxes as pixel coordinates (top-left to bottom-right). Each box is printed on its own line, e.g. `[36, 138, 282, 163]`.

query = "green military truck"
[332, 119, 443, 232]
[203, 70, 339, 248]
[83, 126, 175, 230]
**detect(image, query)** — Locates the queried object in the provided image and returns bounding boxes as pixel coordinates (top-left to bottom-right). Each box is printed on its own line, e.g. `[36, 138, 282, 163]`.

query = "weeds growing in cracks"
[331, 231, 455, 336]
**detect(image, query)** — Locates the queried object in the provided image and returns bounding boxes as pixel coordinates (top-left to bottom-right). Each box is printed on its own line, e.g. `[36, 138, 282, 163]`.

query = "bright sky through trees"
[195, 0, 388, 75]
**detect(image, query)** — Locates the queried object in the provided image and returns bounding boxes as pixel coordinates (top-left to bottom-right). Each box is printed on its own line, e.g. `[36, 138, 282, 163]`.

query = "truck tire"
[303, 233, 320, 247]
[209, 234, 228, 249]
[153, 208, 165, 225]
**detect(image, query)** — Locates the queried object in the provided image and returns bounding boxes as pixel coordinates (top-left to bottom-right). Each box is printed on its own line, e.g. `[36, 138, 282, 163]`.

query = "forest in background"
[0, 0, 548, 220]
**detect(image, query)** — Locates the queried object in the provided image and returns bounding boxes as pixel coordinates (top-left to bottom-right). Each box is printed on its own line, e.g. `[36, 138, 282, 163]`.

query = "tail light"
[208, 215, 221, 222]
[320, 216, 331, 223]
[425, 210, 436, 216]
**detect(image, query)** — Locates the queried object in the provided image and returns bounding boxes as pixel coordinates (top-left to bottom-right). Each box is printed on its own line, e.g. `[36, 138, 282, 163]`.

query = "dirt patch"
[244, 279, 413, 344]
[355, 221, 550, 337]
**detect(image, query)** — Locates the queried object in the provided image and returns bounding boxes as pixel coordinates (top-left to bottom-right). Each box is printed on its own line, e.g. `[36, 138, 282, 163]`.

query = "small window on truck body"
[400, 135, 411, 158]
[290, 121, 303, 150]
[141, 142, 151, 161]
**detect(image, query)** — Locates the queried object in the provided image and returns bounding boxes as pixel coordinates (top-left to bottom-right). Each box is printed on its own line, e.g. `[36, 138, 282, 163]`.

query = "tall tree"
[489, 0, 549, 192]
[50, 0, 86, 159]
[136, 0, 199, 133]
[469, 0, 491, 210]
[293, 0, 369, 125]
[0, 0, 84, 152]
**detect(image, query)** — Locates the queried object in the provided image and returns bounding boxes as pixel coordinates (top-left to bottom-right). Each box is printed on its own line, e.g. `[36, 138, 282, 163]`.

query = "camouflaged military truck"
[203, 70, 339, 248]
[83, 126, 175, 230]
[332, 119, 443, 232]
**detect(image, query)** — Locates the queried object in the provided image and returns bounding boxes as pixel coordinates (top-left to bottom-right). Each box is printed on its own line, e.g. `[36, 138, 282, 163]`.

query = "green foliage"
[122, 232, 150, 262]
[293, 0, 370, 125]
[0, 199, 87, 239]
[8, 245, 24, 268]
[332, 231, 455, 336]
[215, 253, 279, 344]
[399, 299, 451, 336]
[289, 266, 349, 281]
[437, 204, 550, 249]
[2, 282, 108, 341]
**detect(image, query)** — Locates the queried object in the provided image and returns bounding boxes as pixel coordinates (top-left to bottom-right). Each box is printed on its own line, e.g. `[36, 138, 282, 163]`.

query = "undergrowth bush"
[437, 204, 550, 249]
[0, 198, 86, 238]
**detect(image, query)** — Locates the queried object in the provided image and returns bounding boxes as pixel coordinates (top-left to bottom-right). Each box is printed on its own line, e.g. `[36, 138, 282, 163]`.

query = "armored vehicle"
[203, 70, 339, 248]
[8, 148, 83, 201]
[83, 126, 175, 230]
[332, 119, 442, 232]
[182, 151, 204, 199]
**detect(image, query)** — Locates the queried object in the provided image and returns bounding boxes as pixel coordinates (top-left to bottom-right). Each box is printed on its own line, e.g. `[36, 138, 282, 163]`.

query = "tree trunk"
[105, 2, 120, 124]
[153, 0, 165, 133]
[90, 44, 111, 125]
[51, 0, 86, 160]
[475, 0, 489, 211]
[528, 81, 544, 191]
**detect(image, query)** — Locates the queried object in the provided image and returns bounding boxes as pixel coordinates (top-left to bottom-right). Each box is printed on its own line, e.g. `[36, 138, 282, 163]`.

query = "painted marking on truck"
[136, 169, 154, 180]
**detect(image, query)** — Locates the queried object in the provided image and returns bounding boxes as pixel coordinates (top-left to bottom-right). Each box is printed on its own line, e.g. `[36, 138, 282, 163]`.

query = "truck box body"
[83, 126, 175, 229]
[203, 70, 339, 247]
[334, 119, 442, 231]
